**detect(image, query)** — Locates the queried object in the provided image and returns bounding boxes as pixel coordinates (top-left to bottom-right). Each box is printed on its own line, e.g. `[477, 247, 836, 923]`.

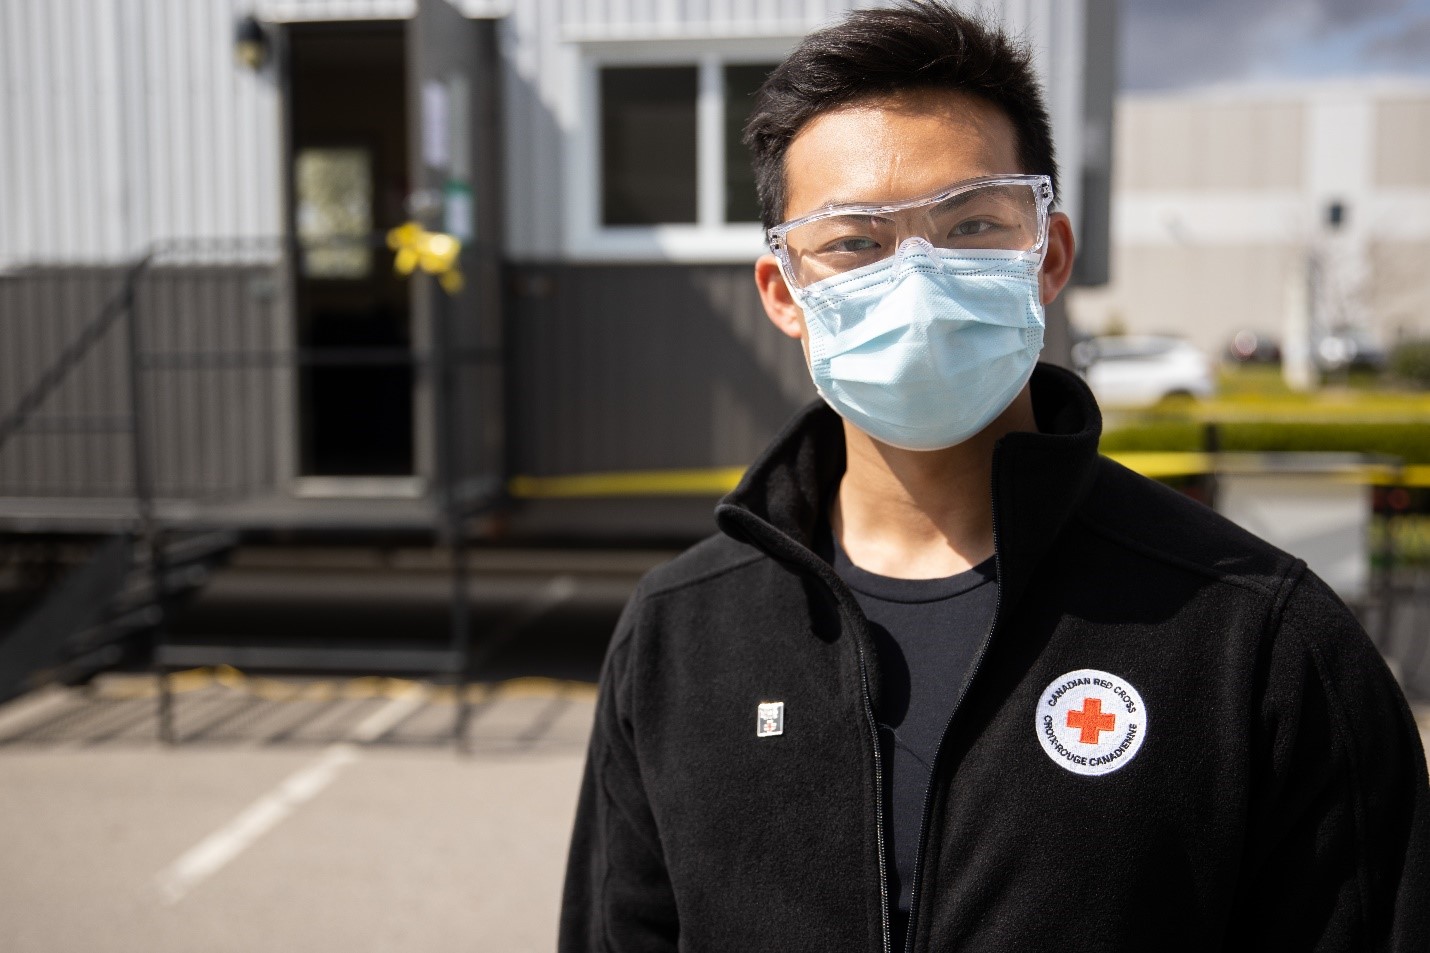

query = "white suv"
[1073, 335, 1217, 407]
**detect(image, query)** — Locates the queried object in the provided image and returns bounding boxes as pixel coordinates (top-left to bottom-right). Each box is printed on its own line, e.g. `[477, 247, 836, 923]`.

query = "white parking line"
[0, 685, 73, 738]
[154, 690, 425, 905]
[152, 575, 581, 906]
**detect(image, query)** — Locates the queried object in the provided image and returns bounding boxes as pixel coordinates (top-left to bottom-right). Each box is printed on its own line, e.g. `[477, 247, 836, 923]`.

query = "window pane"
[601, 66, 698, 225]
[724, 64, 777, 224]
[295, 147, 373, 278]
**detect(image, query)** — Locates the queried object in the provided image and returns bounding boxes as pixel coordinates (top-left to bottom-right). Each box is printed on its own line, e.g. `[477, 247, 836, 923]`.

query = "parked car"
[1225, 329, 1281, 364]
[1316, 327, 1388, 373]
[1073, 335, 1217, 407]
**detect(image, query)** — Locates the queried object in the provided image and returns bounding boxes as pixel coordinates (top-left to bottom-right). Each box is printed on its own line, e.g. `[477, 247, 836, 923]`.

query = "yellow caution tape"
[508, 466, 748, 499]
[1371, 465, 1430, 488]
[1106, 453, 1430, 486]
[508, 458, 1430, 500]
[386, 221, 464, 294]
[1104, 452, 1215, 479]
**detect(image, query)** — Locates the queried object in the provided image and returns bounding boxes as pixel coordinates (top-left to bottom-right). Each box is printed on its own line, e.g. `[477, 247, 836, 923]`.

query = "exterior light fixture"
[235, 14, 269, 71]
[1326, 200, 1347, 231]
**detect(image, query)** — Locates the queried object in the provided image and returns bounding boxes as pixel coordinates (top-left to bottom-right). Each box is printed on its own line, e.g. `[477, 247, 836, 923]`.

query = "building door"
[286, 21, 415, 482]
[405, 0, 504, 507]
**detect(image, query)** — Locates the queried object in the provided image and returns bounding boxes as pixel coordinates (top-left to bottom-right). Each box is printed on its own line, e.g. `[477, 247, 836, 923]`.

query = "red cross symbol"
[1066, 697, 1117, 745]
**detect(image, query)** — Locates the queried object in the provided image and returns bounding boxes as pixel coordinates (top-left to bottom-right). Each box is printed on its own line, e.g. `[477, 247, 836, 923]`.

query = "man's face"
[755, 87, 1073, 356]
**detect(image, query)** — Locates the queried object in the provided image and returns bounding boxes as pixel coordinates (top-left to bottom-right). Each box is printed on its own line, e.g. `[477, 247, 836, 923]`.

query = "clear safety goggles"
[766, 174, 1054, 291]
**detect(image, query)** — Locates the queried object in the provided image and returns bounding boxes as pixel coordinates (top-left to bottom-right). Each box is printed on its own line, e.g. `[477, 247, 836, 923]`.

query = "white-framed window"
[565, 40, 791, 262]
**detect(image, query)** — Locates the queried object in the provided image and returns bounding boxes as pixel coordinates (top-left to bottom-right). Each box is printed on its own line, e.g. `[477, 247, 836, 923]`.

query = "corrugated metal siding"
[556, 0, 855, 37]
[259, 0, 507, 19]
[505, 262, 813, 475]
[0, 261, 288, 499]
[137, 263, 289, 499]
[0, 268, 135, 496]
[260, 0, 415, 19]
[3, 0, 1087, 264]
[0, 0, 515, 266]
[2, 0, 1092, 498]
[0, 0, 288, 265]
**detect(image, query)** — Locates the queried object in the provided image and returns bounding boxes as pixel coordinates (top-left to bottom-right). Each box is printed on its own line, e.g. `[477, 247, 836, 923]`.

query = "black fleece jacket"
[559, 363, 1430, 953]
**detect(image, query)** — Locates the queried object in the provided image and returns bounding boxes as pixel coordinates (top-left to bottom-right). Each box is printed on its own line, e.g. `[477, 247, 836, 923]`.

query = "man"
[560, 4, 1430, 951]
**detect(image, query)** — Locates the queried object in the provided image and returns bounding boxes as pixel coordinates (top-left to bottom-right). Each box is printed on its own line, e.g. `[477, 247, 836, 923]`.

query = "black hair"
[742, 1, 1058, 230]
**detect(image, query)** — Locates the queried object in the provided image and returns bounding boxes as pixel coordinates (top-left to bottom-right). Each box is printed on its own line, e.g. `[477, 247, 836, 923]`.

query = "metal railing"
[0, 235, 500, 740]
[1, 239, 291, 505]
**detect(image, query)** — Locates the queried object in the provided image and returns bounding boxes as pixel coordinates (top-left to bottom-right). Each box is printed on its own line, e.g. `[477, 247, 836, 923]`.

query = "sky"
[1121, 0, 1430, 90]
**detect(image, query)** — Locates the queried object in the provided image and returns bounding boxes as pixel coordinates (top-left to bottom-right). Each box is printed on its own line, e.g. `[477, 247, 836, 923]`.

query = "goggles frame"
[766, 173, 1054, 291]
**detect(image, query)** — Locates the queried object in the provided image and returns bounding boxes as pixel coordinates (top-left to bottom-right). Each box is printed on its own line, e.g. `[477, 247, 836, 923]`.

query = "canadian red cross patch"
[1035, 669, 1147, 776]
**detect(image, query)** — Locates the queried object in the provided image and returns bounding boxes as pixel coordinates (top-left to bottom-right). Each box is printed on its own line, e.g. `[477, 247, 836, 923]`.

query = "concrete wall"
[1371, 240, 1430, 341]
[1069, 80, 1430, 356]
[1375, 97, 1430, 188]
[1116, 99, 1304, 191]
[1073, 244, 1299, 345]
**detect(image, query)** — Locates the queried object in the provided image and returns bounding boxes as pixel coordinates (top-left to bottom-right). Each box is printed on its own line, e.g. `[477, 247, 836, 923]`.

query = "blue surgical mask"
[792, 238, 1045, 451]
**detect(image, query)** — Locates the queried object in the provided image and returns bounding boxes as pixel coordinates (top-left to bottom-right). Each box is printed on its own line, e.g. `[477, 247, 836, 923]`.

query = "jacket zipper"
[849, 622, 894, 953]
[731, 508, 893, 953]
[899, 474, 1005, 953]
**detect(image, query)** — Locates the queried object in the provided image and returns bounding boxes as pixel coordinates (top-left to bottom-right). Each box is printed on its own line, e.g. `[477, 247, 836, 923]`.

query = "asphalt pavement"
[0, 673, 597, 952]
[3, 552, 1429, 953]
[0, 553, 644, 953]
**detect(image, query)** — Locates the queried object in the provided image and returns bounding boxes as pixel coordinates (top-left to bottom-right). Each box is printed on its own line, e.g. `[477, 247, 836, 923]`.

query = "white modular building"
[0, 0, 1112, 535]
[1, 0, 1105, 265]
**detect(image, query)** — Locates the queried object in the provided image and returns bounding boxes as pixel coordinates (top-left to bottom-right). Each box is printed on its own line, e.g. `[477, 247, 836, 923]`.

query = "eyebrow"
[812, 182, 968, 214]
[814, 193, 911, 211]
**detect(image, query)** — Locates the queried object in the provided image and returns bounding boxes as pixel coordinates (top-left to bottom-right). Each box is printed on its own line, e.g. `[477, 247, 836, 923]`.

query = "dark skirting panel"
[503, 262, 814, 479]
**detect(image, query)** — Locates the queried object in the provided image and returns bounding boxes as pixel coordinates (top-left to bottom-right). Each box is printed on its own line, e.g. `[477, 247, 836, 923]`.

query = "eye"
[796, 214, 893, 258]
[826, 236, 881, 254]
[950, 218, 996, 238]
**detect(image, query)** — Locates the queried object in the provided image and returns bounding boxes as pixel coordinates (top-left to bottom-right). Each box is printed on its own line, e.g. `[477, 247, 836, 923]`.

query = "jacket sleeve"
[559, 592, 679, 953]
[1227, 565, 1430, 952]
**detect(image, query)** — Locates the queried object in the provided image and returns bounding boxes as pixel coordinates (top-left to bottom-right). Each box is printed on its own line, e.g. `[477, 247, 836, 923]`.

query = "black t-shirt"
[831, 537, 997, 953]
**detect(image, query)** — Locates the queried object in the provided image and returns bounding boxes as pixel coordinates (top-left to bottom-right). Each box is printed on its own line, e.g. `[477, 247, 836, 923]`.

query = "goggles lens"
[769, 175, 1052, 290]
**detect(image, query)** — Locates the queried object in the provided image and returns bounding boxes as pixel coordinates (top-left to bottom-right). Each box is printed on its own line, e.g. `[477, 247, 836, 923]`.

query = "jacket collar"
[714, 363, 1103, 611]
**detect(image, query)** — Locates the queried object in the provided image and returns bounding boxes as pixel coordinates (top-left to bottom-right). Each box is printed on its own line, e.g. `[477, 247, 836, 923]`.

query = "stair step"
[154, 644, 464, 674]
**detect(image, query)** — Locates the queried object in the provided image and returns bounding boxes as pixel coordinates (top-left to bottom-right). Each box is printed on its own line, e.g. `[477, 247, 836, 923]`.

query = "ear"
[755, 254, 805, 341]
[1038, 212, 1076, 306]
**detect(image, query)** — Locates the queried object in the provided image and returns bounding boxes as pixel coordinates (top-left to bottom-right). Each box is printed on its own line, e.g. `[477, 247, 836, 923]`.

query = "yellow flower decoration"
[386, 221, 464, 294]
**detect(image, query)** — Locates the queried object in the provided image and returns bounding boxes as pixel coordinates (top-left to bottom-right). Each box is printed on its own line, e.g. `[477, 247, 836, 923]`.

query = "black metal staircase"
[0, 530, 238, 706]
[0, 239, 492, 743]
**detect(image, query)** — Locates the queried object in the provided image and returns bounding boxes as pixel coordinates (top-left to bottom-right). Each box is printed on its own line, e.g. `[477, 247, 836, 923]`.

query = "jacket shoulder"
[637, 532, 767, 599]
[601, 532, 769, 683]
[1077, 455, 1299, 596]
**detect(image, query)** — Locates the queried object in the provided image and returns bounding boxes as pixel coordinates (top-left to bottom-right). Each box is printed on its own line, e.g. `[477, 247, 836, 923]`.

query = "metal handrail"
[0, 232, 495, 744]
[0, 252, 153, 454]
[0, 234, 441, 502]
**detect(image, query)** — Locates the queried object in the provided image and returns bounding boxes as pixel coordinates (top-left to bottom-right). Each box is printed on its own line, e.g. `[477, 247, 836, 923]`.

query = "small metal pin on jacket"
[756, 701, 784, 737]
